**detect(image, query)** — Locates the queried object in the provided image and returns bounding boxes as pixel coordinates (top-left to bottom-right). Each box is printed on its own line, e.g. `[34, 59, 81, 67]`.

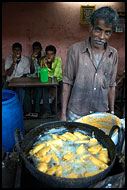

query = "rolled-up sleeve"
[109, 51, 118, 87]
[5, 56, 12, 71]
[63, 46, 76, 85]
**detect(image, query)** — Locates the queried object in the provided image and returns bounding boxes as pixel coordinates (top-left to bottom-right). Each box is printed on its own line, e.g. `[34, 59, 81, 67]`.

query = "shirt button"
[95, 73, 97, 76]
[90, 111, 93, 113]
[94, 88, 96, 90]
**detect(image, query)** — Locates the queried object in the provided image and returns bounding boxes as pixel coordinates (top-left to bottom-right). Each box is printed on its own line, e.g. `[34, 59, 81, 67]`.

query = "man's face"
[33, 46, 41, 56]
[46, 51, 55, 63]
[13, 47, 22, 58]
[90, 18, 113, 49]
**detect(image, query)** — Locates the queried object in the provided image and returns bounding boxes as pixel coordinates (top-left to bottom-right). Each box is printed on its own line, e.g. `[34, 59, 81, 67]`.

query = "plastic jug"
[38, 68, 48, 83]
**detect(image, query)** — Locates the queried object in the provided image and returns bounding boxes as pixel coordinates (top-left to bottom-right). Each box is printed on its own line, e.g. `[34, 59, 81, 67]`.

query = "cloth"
[5, 55, 30, 82]
[67, 109, 81, 121]
[27, 51, 45, 77]
[24, 87, 42, 113]
[63, 38, 118, 116]
[41, 57, 63, 82]
[42, 87, 52, 113]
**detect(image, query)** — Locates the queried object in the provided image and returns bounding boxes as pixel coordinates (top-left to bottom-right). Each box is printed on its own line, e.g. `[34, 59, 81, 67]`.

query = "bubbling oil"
[28, 127, 109, 178]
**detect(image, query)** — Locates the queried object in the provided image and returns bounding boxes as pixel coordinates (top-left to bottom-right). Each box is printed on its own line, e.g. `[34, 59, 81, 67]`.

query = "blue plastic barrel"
[2, 89, 24, 152]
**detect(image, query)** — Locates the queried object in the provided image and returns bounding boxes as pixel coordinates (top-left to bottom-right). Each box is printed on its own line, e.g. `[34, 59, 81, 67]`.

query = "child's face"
[46, 51, 55, 63]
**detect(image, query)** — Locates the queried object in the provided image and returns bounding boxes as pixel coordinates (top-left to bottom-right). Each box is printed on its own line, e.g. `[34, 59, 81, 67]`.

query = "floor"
[24, 103, 61, 133]
[24, 101, 125, 134]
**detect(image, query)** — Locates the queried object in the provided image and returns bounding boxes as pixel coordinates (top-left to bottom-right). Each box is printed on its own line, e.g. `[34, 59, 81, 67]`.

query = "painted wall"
[2, 2, 125, 80]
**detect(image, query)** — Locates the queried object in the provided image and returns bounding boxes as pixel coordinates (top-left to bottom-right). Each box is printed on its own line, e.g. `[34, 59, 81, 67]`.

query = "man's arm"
[30, 59, 35, 73]
[59, 83, 72, 121]
[6, 56, 17, 76]
[30, 52, 38, 73]
[6, 63, 16, 76]
[108, 86, 115, 114]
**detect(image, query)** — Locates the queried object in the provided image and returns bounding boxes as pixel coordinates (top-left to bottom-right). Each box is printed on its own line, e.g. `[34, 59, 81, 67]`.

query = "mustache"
[94, 37, 106, 43]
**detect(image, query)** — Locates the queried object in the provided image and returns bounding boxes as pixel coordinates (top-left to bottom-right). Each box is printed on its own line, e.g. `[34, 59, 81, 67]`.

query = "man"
[23, 42, 45, 117]
[41, 45, 63, 117]
[4, 42, 30, 105]
[60, 6, 119, 121]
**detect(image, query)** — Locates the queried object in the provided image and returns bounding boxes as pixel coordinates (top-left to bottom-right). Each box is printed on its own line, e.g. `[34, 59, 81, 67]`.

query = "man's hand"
[12, 54, 18, 64]
[41, 56, 47, 68]
[31, 51, 38, 61]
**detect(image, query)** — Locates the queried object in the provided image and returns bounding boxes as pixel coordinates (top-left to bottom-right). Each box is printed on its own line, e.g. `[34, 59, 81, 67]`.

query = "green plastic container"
[38, 68, 48, 83]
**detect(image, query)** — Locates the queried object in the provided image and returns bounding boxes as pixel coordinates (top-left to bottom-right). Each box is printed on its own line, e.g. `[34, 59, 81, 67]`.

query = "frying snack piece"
[37, 154, 52, 163]
[47, 139, 63, 147]
[99, 148, 109, 164]
[62, 153, 74, 161]
[50, 133, 59, 140]
[75, 140, 89, 144]
[58, 135, 67, 141]
[52, 152, 59, 163]
[29, 143, 45, 155]
[37, 162, 48, 173]
[64, 165, 72, 173]
[36, 145, 51, 157]
[66, 173, 80, 178]
[64, 132, 78, 140]
[80, 154, 90, 162]
[47, 165, 58, 175]
[56, 165, 63, 177]
[88, 144, 102, 155]
[88, 138, 98, 146]
[89, 156, 108, 169]
[61, 132, 76, 141]
[82, 169, 103, 177]
[76, 144, 85, 154]
[73, 132, 88, 140]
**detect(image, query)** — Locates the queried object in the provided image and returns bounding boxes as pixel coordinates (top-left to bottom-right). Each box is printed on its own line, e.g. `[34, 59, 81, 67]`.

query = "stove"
[2, 151, 125, 188]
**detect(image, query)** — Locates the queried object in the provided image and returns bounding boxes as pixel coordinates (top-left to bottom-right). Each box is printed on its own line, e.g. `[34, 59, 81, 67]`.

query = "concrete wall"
[2, 2, 125, 80]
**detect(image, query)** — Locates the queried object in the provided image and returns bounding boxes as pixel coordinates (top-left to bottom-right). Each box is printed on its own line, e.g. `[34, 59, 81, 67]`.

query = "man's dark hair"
[32, 41, 42, 50]
[90, 6, 119, 30]
[45, 45, 56, 54]
[12, 43, 22, 50]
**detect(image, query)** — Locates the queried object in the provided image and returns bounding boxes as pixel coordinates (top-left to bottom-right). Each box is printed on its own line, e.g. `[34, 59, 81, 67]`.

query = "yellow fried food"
[75, 140, 89, 144]
[37, 162, 48, 173]
[64, 132, 78, 140]
[62, 153, 74, 161]
[73, 132, 88, 140]
[66, 173, 80, 178]
[88, 144, 102, 155]
[58, 135, 67, 141]
[47, 139, 63, 147]
[46, 165, 58, 175]
[37, 154, 52, 163]
[88, 138, 98, 146]
[36, 145, 51, 157]
[76, 144, 85, 154]
[80, 154, 90, 162]
[29, 143, 45, 155]
[56, 165, 63, 177]
[50, 133, 58, 140]
[61, 132, 75, 141]
[52, 152, 59, 163]
[99, 148, 109, 164]
[64, 165, 72, 173]
[82, 169, 103, 177]
[89, 156, 108, 169]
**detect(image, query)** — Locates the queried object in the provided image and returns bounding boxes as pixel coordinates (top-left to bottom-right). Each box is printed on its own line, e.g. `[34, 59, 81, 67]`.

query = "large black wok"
[15, 121, 123, 188]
